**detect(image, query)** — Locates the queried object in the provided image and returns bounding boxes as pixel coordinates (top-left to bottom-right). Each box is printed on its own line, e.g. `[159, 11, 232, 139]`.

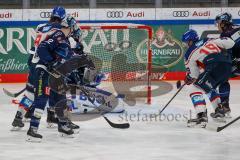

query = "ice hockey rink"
[0, 81, 240, 160]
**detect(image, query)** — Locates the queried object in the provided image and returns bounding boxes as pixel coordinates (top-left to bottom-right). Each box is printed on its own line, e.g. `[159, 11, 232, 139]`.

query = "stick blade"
[103, 117, 130, 129]
[3, 88, 15, 97]
[3, 88, 25, 98]
[217, 127, 223, 132]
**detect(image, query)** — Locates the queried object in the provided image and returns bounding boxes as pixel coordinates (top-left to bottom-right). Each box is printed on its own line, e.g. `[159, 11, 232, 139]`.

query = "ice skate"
[67, 120, 80, 134]
[26, 127, 42, 142]
[23, 106, 33, 122]
[210, 104, 226, 123]
[58, 123, 74, 137]
[222, 101, 231, 118]
[187, 111, 208, 128]
[46, 108, 59, 128]
[11, 111, 24, 131]
[24, 106, 33, 119]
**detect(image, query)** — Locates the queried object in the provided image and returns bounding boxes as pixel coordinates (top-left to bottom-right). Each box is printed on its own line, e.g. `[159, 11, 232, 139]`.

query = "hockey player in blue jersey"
[215, 12, 240, 117]
[46, 27, 86, 131]
[26, 15, 79, 142]
[11, 6, 66, 130]
[181, 29, 235, 127]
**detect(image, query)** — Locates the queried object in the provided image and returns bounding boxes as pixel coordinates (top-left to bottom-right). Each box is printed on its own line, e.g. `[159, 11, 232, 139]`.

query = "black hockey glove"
[185, 74, 196, 85]
[72, 28, 82, 42]
[47, 61, 62, 73]
[73, 42, 84, 55]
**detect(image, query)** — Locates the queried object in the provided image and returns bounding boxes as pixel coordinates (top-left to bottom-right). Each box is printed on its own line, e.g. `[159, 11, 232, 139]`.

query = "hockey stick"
[3, 87, 26, 98]
[216, 116, 240, 132]
[159, 83, 186, 114]
[50, 68, 130, 129]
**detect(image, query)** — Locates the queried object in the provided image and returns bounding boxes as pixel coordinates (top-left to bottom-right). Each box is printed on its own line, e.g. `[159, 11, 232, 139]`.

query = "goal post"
[79, 25, 152, 104]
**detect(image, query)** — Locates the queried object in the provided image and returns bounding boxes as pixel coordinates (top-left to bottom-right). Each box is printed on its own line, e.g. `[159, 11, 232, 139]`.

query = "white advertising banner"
[156, 8, 223, 20]
[189, 24, 220, 38]
[1, 8, 240, 21]
[22, 9, 89, 21]
[0, 9, 22, 21]
[89, 8, 155, 20]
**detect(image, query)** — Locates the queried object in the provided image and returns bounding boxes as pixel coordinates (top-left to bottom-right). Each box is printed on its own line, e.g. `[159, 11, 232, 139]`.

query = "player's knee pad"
[30, 108, 44, 128]
[33, 108, 44, 119]
[189, 92, 206, 114]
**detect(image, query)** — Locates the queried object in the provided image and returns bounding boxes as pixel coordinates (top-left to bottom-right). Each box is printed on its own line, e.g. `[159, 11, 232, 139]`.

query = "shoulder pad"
[38, 23, 61, 33]
[35, 23, 47, 32]
[51, 22, 62, 29]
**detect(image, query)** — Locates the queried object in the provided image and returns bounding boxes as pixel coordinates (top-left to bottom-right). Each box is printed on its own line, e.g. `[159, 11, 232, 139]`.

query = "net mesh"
[80, 26, 152, 104]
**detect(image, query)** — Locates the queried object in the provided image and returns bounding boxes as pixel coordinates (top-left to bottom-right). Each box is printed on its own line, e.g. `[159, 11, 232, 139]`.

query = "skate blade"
[73, 129, 80, 134]
[225, 112, 232, 119]
[187, 122, 207, 128]
[46, 123, 57, 128]
[10, 126, 23, 131]
[22, 118, 30, 123]
[26, 136, 42, 143]
[212, 117, 226, 123]
[205, 122, 218, 131]
[59, 132, 74, 138]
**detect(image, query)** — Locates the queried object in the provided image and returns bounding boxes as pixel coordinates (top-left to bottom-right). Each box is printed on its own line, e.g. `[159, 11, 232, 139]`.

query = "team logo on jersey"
[136, 26, 184, 68]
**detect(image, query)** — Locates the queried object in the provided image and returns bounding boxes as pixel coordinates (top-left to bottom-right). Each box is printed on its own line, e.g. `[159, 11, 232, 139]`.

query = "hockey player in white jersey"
[181, 29, 235, 127]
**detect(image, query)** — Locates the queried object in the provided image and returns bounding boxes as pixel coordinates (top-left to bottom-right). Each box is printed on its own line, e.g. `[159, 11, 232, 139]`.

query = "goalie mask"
[61, 15, 77, 37]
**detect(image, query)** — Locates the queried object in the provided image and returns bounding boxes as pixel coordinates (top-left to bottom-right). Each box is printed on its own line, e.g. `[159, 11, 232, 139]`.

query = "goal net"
[80, 25, 152, 104]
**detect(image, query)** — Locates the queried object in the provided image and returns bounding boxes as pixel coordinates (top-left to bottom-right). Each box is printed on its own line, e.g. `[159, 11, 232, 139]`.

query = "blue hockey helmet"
[52, 6, 66, 20]
[182, 29, 199, 43]
[215, 12, 232, 24]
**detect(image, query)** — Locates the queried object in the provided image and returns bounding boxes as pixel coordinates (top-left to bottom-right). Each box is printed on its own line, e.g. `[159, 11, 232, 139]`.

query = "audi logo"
[173, 11, 189, 17]
[40, 12, 52, 18]
[106, 11, 124, 18]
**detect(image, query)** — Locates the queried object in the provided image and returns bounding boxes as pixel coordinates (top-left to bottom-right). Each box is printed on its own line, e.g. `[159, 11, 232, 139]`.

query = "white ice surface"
[0, 81, 240, 160]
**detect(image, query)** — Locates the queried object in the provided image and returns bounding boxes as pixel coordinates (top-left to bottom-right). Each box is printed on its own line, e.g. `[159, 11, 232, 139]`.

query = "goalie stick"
[3, 88, 26, 98]
[48, 64, 130, 129]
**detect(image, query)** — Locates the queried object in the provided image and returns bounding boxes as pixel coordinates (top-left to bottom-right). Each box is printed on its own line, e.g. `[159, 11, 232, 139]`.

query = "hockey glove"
[185, 74, 196, 85]
[47, 61, 62, 73]
[73, 42, 84, 55]
[72, 28, 82, 42]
